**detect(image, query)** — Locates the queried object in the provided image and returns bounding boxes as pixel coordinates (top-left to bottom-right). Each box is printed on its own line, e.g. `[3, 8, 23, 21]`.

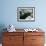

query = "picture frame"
[17, 7, 35, 22]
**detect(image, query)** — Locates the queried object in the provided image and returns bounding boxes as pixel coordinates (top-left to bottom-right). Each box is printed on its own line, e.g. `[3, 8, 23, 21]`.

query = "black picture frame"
[17, 7, 35, 22]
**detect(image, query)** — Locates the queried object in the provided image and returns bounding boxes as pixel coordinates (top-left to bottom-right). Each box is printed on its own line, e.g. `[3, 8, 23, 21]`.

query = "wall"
[0, 0, 46, 30]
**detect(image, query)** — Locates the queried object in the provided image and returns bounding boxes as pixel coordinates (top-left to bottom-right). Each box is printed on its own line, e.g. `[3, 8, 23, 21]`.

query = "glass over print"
[17, 7, 35, 22]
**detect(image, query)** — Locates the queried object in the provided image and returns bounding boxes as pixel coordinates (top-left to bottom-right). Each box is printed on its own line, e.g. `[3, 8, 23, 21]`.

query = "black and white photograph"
[17, 7, 35, 22]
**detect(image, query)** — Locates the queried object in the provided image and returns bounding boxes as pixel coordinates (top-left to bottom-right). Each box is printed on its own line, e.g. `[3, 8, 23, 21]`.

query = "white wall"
[0, 0, 46, 30]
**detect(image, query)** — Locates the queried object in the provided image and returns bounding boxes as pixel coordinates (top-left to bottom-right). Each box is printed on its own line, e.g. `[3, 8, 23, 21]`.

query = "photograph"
[17, 7, 35, 22]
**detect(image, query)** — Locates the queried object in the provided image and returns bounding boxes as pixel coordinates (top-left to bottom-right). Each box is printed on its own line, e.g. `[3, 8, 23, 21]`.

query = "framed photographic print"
[17, 7, 35, 22]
